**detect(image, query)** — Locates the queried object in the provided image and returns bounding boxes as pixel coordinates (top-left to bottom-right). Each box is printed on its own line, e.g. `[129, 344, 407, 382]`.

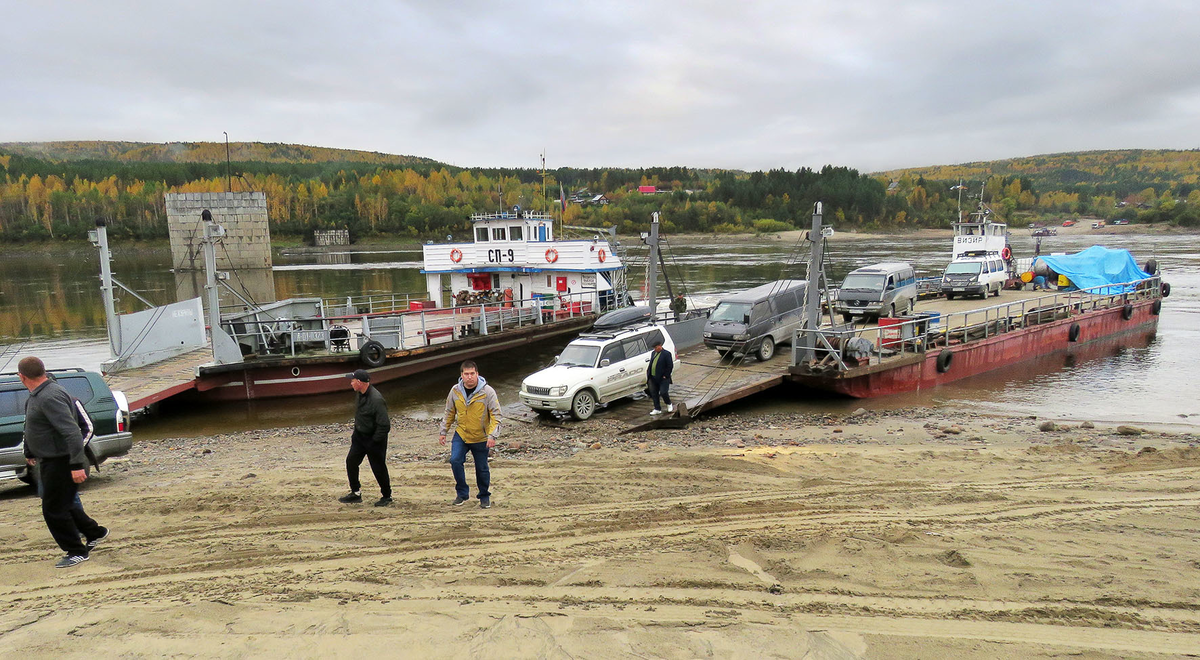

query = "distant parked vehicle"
[1113, 219, 1130, 225]
[1031, 227, 1057, 237]
[1091, 220, 1107, 229]
[1061, 220, 1077, 227]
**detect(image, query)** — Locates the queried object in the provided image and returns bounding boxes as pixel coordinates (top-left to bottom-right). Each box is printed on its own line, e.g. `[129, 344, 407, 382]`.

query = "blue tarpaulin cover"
[1036, 246, 1150, 293]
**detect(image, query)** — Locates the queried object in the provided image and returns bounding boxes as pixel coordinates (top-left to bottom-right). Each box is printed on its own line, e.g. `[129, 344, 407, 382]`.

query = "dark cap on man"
[653, 338, 664, 347]
[347, 369, 370, 382]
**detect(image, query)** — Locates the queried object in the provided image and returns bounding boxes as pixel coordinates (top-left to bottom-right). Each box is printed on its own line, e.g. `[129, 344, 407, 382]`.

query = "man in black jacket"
[338, 369, 392, 506]
[646, 338, 675, 415]
[19, 357, 108, 568]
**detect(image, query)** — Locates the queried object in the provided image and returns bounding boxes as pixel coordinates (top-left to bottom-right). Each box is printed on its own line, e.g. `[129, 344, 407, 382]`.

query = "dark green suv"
[0, 369, 132, 486]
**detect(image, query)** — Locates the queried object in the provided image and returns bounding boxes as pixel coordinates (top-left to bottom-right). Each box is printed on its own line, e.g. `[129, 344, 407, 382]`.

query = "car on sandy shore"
[0, 369, 132, 487]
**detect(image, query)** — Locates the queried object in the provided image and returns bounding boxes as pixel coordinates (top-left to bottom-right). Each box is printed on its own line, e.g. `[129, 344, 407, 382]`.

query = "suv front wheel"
[570, 389, 597, 421]
[757, 336, 775, 361]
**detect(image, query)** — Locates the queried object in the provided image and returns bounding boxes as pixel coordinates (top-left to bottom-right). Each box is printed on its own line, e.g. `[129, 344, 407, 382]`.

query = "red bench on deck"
[419, 326, 456, 345]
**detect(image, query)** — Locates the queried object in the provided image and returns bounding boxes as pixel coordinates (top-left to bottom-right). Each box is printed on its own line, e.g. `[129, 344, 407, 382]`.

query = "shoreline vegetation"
[0, 221, 1191, 254]
[3, 142, 1200, 245]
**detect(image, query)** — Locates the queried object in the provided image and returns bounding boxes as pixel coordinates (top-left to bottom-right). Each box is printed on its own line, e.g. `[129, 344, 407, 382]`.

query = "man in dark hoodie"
[19, 356, 108, 568]
[338, 369, 393, 507]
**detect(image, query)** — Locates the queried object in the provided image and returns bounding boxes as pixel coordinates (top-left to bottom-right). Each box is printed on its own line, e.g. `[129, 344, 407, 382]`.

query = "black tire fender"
[936, 350, 953, 373]
[1144, 258, 1158, 275]
[1121, 304, 1134, 321]
[359, 340, 386, 368]
[1068, 323, 1081, 342]
[1161, 282, 1171, 298]
[1152, 299, 1162, 316]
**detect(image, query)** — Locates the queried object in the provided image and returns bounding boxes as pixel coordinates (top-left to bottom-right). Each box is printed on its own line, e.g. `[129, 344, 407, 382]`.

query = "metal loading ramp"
[103, 346, 209, 411]
[507, 345, 790, 432]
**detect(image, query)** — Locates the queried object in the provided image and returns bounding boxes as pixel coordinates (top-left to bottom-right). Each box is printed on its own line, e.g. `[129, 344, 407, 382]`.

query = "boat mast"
[646, 212, 661, 321]
[800, 202, 826, 363]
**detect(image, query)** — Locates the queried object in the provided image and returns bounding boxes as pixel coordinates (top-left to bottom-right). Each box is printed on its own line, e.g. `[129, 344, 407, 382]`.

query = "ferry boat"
[94, 210, 627, 404]
[788, 205, 1167, 398]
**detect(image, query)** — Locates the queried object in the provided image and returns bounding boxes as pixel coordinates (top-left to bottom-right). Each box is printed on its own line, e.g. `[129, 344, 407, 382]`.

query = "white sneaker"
[649, 409, 663, 416]
[667, 404, 675, 413]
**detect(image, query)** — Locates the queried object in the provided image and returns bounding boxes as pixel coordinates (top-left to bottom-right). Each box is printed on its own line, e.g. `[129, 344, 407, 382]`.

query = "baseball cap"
[347, 368, 370, 382]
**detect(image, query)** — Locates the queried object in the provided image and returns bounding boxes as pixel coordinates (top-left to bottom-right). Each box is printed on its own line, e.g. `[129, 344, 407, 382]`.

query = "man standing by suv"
[438, 361, 500, 509]
[646, 338, 675, 415]
[19, 356, 108, 568]
[338, 369, 392, 507]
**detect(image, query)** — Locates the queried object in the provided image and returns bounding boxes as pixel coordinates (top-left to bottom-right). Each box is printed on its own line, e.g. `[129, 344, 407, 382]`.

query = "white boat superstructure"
[422, 210, 625, 313]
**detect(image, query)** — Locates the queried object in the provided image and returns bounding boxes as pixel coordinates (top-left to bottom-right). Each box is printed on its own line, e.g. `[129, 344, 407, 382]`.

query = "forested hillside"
[1, 142, 1197, 242]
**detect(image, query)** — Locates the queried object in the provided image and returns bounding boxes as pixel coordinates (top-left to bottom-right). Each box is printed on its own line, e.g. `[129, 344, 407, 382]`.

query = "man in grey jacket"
[19, 357, 108, 568]
[338, 369, 392, 507]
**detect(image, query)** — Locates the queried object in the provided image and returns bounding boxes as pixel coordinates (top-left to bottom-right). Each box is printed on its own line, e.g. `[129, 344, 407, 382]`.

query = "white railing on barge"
[218, 291, 602, 358]
[791, 277, 1164, 373]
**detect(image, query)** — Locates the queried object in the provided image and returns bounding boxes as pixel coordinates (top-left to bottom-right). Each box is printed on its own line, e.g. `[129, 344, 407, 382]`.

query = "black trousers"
[346, 434, 391, 498]
[39, 456, 102, 556]
[648, 377, 672, 410]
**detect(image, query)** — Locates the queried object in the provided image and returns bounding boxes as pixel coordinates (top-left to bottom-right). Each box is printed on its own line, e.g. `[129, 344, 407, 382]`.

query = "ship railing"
[791, 276, 1162, 372]
[218, 290, 601, 357]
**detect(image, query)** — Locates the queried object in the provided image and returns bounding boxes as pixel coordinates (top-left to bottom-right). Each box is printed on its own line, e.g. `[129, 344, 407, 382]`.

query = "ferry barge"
[95, 210, 626, 404]
[788, 204, 1166, 398]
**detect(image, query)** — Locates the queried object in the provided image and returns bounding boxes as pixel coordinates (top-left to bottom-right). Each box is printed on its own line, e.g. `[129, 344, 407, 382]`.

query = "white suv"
[520, 325, 678, 420]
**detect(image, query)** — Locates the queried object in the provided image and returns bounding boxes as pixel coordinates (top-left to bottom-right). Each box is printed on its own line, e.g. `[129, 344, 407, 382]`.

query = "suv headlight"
[550, 385, 568, 397]
[521, 382, 529, 393]
[703, 332, 712, 338]
[733, 333, 750, 341]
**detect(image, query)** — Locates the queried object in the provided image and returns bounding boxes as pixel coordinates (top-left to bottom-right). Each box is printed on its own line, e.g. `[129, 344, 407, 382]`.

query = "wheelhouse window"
[509, 226, 523, 241]
[492, 227, 507, 241]
[475, 227, 489, 242]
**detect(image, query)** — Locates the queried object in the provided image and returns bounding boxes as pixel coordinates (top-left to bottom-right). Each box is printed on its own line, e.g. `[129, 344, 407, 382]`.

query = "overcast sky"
[4, 1, 1198, 172]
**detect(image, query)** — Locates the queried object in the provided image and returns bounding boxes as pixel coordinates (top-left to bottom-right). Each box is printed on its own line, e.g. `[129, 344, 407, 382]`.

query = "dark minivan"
[702, 280, 807, 361]
[0, 369, 132, 486]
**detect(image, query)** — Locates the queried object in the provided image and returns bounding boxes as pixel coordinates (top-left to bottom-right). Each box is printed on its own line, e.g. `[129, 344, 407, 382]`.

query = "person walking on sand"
[438, 361, 500, 509]
[646, 337, 674, 415]
[18, 356, 108, 568]
[338, 369, 393, 507]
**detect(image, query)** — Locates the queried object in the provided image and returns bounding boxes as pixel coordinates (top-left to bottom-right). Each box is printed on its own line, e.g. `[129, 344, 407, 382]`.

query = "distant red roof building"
[637, 185, 657, 194]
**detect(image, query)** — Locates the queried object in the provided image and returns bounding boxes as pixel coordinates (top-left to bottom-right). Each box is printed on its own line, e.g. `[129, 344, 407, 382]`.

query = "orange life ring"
[449, 248, 463, 263]
[1001, 246, 1012, 260]
[545, 248, 559, 263]
[597, 249, 607, 263]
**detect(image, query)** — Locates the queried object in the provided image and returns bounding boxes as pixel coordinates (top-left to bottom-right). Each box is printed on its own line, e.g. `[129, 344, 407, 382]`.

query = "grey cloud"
[3, 0, 1198, 171]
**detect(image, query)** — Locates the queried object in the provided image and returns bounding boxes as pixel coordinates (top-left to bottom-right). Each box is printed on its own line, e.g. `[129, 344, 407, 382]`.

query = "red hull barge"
[790, 284, 1164, 398]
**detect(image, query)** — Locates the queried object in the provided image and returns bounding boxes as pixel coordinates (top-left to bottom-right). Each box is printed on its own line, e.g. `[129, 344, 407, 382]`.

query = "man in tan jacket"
[438, 361, 501, 508]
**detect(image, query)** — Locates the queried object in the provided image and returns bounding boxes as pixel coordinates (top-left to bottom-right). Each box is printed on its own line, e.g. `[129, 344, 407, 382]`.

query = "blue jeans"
[449, 434, 490, 500]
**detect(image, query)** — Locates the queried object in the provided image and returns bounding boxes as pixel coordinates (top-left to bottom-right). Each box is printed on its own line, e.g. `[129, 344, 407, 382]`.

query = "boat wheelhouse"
[422, 210, 625, 314]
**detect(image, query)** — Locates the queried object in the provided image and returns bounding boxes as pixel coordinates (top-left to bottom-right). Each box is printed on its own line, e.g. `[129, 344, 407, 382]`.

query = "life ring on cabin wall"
[597, 249, 607, 263]
[1000, 246, 1012, 260]
[449, 248, 463, 263]
[545, 248, 559, 263]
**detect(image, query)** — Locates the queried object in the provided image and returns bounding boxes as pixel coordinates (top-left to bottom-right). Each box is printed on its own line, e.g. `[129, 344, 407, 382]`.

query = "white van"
[520, 325, 678, 420]
[941, 255, 1007, 300]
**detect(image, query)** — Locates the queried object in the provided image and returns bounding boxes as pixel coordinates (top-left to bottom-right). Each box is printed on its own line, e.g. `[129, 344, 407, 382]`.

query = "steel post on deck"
[480, 304, 488, 335]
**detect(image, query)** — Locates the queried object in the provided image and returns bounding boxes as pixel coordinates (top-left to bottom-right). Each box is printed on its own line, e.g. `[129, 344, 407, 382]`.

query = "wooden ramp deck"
[103, 347, 210, 411]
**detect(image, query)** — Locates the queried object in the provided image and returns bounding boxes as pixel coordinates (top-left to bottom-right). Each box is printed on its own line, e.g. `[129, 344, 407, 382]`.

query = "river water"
[1, 230, 1194, 439]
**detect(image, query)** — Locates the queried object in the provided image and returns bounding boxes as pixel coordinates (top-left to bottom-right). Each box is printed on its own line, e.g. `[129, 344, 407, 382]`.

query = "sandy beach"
[1, 409, 1198, 658]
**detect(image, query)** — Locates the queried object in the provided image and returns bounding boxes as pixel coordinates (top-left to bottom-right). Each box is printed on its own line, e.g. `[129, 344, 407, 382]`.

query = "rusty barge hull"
[188, 316, 593, 402]
[788, 300, 1160, 398]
